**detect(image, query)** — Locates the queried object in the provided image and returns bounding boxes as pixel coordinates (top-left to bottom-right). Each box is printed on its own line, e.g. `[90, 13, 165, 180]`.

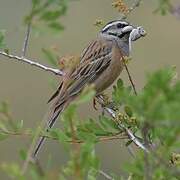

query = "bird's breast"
[94, 45, 125, 93]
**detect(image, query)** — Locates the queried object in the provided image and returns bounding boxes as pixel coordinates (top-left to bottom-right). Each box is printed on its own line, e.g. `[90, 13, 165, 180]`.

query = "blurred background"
[0, 0, 180, 179]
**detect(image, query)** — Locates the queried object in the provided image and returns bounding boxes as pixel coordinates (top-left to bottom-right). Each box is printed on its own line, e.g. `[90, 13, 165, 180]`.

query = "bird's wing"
[53, 39, 113, 109]
[47, 83, 63, 103]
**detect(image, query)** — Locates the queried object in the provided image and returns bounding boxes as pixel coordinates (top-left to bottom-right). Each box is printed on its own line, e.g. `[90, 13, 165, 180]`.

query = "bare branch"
[0, 130, 127, 143]
[0, 51, 64, 76]
[125, 125, 149, 153]
[123, 62, 137, 95]
[99, 170, 113, 180]
[22, 126, 42, 175]
[22, 23, 31, 57]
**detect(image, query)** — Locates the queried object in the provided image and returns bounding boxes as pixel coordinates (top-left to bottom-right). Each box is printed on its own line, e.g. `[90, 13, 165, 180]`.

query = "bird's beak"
[121, 25, 134, 33]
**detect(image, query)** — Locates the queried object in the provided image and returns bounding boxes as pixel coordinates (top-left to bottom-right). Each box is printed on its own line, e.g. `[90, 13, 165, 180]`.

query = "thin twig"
[22, 23, 31, 57]
[0, 130, 127, 143]
[0, 51, 64, 76]
[21, 108, 53, 175]
[69, 117, 82, 179]
[0, 109, 17, 131]
[99, 169, 113, 180]
[128, 0, 142, 14]
[21, 126, 42, 175]
[122, 0, 142, 19]
[121, 56, 148, 153]
[123, 60, 137, 95]
[124, 126, 149, 153]
[20, 17, 48, 174]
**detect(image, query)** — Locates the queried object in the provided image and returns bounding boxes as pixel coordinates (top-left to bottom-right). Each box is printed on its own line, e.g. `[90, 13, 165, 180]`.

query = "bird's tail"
[32, 104, 65, 159]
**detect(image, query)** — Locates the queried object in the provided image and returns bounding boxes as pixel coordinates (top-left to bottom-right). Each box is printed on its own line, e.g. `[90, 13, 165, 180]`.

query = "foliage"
[1, 68, 180, 179]
[154, 0, 172, 15]
[25, 0, 70, 32]
[0, 0, 180, 179]
[113, 68, 180, 179]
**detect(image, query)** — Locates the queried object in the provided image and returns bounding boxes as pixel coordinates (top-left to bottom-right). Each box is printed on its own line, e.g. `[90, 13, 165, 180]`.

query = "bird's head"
[100, 20, 146, 55]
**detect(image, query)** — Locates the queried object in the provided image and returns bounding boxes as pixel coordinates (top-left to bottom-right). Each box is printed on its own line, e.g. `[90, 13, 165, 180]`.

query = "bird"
[32, 20, 146, 158]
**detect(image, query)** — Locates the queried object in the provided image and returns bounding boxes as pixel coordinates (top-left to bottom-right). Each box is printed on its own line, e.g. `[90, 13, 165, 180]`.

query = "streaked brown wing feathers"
[53, 39, 113, 110]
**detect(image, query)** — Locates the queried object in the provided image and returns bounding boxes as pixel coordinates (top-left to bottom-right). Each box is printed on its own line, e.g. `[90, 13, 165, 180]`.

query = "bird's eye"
[117, 23, 127, 28]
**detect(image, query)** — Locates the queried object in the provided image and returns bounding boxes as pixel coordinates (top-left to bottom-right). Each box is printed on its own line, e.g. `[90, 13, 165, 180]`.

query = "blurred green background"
[0, 0, 180, 179]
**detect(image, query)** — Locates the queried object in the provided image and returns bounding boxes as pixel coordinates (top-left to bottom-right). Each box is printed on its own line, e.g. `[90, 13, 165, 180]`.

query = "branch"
[22, 23, 31, 57]
[0, 130, 127, 143]
[123, 62, 137, 95]
[0, 51, 64, 76]
[69, 117, 82, 178]
[99, 170, 113, 180]
[97, 95, 149, 153]
[21, 126, 42, 175]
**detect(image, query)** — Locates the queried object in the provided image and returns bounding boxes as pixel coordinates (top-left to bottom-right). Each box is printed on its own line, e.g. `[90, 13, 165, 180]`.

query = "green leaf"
[78, 119, 108, 136]
[1, 163, 25, 180]
[154, 0, 171, 16]
[40, 10, 63, 21]
[112, 78, 131, 106]
[78, 131, 97, 142]
[117, 78, 124, 89]
[63, 104, 77, 121]
[99, 116, 120, 133]
[0, 121, 8, 132]
[124, 106, 133, 117]
[48, 22, 64, 31]
[80, 142, 98, 169]
[19, 149, 27, 161]
[50, 129, 70, 141]
[15, 120, 24, 131]
[32, 0, 41, 6]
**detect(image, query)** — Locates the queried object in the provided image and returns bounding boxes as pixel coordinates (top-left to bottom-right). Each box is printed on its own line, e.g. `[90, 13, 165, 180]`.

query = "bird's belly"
[94, 57, 124, 94]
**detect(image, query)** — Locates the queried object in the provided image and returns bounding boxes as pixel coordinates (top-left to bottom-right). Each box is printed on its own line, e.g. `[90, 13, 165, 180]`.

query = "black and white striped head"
[100, 20, 146, 55]
[101, 20, 146, 41]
